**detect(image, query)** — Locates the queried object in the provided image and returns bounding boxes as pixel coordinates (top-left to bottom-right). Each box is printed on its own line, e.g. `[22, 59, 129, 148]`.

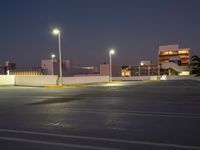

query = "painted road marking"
[0, 129, 200, 149]
[58, 108, 200, 119]
[0, 136, 117, 150]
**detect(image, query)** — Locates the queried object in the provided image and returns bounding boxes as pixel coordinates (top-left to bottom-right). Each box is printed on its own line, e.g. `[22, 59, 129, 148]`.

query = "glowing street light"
[53, 29, 60, 35]
[52, 28, 63, 85]
[51, 54, 55, 76]
[109, 49, 115, 82]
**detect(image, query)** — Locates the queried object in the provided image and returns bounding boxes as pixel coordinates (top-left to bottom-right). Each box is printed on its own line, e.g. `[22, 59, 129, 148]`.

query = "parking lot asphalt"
[0, 80, 200, 150]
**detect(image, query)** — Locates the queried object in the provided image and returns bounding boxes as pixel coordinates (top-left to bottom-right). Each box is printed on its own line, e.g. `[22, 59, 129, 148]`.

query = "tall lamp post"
[52, 28, 63, 86]
[51, 54, 55, 76]
[109, 49, 115, 82]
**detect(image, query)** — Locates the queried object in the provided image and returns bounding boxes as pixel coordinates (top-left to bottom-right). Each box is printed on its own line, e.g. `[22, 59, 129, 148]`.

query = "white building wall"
[41, 59, 71, 76]
[159, 44, 179, 51]
[100, 64, 109, 76]
[41, 59, 55, 75]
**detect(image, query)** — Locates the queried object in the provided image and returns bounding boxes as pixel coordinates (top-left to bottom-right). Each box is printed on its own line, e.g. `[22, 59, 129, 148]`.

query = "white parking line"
[0, 129, 200, 149]
[0, 136, 117, 150]
[61, 108, 200, 119]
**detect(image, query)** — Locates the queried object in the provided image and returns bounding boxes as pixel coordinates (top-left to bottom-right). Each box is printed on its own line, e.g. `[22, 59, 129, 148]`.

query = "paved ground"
[0, 80, 200, 150]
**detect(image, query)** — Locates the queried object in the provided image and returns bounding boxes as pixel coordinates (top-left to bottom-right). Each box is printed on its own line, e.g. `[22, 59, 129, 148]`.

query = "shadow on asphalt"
[28, 95, 85, 105]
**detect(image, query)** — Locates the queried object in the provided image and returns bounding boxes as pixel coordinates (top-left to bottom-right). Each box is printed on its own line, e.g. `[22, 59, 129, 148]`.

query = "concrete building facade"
[158, 44, 190, 75]
[41, 59, 72, 76]
[100, 63, 109, 76]
[158, 44, 190, 66]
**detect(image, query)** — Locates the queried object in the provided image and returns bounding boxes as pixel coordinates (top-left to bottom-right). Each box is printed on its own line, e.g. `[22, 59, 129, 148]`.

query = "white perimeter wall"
[0, 75, 15, 85]
[1, 75, 199, 86]
[167, 75, 200, 81]
[113, 76, 151, 81]
[15, 75, 58, 86]
[0, 75, 109, 86]
[113, 76, 200, 81]
[62, 76, 109, 84]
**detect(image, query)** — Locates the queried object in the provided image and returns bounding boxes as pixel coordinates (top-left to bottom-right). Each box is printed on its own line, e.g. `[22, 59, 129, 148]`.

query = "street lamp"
[109, 49, 115, 82]
[51, 54, 55, 76]
[52, 28, 63, 86]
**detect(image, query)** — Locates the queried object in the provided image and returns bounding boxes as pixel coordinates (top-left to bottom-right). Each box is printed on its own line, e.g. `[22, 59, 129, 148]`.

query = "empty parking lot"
[0, 80, 200, 150]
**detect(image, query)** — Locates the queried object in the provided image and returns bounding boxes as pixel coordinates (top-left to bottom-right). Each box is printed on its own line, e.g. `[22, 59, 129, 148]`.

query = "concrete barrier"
[113, 75, 200, 81]
[113, 76, 151, 81]
[0, 75, 15, 85]
[1, 75, 199, 87]
[150, 76, 159, 81]
[1, 75, 109, 86]
[62, 76, 109, 84]
[15, 75, 58, 86]
[167, 75, 200, 81]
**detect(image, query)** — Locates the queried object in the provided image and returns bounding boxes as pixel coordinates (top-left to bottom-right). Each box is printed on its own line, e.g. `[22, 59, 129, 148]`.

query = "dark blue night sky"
[0, 0, 200, 67]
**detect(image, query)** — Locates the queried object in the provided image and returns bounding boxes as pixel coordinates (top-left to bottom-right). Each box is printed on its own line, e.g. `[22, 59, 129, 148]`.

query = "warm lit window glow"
[180, 55, 189, 58]
[179, 71, 190, 75]
[178, 50, 189, 54]
[121, 69, 131, 77]
[168, 51, 173, 54]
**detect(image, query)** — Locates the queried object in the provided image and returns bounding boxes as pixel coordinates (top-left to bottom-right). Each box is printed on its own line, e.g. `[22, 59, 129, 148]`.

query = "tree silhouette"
[190, 55, 200, 76]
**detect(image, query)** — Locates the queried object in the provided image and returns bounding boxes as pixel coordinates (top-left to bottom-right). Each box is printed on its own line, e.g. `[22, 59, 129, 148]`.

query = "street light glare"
[110, 49, 115, 55]
[51, 54, 56, 58]
[53, 29, 60, 35]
